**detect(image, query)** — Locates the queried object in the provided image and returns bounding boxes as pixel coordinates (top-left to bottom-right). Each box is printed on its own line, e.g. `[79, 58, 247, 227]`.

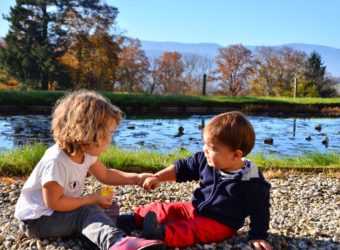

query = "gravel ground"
[0, 172, 339, 250]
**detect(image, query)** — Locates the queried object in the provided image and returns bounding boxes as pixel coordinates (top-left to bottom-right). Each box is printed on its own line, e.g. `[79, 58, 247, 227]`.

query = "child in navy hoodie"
[118, 111, 272, 250]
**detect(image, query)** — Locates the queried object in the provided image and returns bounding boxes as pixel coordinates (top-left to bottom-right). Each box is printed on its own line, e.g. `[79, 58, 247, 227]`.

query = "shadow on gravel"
[17, 232, 337, 250]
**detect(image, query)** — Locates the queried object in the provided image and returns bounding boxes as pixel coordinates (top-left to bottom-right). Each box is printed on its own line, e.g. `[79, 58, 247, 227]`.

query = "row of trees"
[215, 45, 338, 97]
[0, 0, 338, 97]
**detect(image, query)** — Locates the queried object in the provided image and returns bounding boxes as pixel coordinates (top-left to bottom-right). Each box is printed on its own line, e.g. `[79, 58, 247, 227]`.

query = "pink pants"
[134, 201, 237, 248]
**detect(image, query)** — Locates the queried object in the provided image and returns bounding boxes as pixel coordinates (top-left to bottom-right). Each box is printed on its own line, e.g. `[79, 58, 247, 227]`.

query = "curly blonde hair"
[51, 90, 124, 155]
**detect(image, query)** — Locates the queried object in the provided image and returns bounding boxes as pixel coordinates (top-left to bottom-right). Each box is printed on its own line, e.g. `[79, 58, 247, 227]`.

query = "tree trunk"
[41, 74, 49, 90]
[41, 2, 49, 90]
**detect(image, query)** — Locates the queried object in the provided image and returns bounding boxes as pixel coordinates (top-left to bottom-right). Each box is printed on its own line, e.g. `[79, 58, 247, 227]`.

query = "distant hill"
[141, 41, 340, 77]
[1, 36, 338, 77]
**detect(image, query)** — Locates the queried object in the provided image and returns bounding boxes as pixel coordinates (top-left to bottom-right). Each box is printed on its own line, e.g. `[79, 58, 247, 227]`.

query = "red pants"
[134, 201, 237, 248]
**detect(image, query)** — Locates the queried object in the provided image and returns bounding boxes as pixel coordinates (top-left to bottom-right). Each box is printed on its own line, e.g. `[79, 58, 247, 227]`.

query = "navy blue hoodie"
[174, 151, 271, 240]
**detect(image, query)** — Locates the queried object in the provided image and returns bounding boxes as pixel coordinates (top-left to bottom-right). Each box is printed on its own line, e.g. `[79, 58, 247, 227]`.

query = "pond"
[0, 114, 339, 157]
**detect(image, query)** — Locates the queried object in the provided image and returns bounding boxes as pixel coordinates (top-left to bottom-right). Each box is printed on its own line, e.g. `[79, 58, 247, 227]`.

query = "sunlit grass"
[0, 143, 47, 176]
[0, 144, 339, 176]
[249, 152, 340, 171]
[99, 147, 192, 172]
[0, 90, 339, 107]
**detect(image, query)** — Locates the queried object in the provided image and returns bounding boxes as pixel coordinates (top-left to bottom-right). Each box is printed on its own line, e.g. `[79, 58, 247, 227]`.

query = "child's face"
[82, 117, 118, 157]
[202, 131, 243, 172]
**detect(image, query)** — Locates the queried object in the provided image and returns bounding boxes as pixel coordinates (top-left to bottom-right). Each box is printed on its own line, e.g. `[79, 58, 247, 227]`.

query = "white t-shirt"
[15, 144, 97, 220]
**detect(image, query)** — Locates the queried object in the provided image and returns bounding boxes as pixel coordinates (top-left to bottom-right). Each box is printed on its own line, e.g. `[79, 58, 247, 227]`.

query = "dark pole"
[293, 77, 297, 98]
[202, 73, 207, 96]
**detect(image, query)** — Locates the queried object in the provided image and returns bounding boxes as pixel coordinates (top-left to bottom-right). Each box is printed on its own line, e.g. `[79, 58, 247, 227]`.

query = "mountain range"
[141, 41, 340, 77]
[1, 37, 339, 77]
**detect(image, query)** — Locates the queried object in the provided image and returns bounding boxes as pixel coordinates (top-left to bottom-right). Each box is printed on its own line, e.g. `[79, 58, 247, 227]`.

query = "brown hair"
[51, 90, 123, 155]
[203, 111, 255, 156]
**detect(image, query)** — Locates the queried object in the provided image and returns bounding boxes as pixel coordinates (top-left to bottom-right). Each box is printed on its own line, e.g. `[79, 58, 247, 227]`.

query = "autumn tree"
[116, 38, 150, 92]
[182, 54, 215, 95]
[152, 51, 185, 94]
[0, 68, 18, 90]
[215, 44, 254, 96]
[250, 47, 306, 96]
[59, 0, 121, 90]
[87, 33, 120, 90]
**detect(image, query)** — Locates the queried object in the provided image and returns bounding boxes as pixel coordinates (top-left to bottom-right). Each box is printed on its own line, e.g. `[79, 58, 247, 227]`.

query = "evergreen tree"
[0, 0, 68, 89]
[298, 51, 337, 97]
[0, 0, 120, 90]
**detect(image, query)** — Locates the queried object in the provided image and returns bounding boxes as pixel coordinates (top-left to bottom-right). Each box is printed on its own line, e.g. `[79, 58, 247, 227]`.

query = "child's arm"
[143, 164, 176, 190]
[42, 181, 112, 212]
[244, 181, 271, 249]
[89, 160, 153, 187]
[143, 152, 203, 190]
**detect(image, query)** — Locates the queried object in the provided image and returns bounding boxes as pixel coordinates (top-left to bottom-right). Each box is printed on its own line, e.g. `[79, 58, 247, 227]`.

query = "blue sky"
[1, 0, 339, 48]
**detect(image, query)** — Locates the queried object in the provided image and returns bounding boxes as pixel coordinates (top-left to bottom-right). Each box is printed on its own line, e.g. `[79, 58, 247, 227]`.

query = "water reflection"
[0, 115, 52, 148]
[0, 114, 339, 157]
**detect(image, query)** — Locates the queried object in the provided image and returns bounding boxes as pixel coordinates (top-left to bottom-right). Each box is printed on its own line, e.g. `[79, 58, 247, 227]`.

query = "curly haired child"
[15, 90, 164, 250]
[117, 111, 272, 250]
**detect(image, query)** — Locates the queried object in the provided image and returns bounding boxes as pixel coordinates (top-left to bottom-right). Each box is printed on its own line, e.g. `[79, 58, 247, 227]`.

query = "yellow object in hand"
[100, 185, 114, 196]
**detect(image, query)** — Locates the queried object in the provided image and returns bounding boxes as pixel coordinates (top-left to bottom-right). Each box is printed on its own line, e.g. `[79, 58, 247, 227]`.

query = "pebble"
[0, 172, 339, 249]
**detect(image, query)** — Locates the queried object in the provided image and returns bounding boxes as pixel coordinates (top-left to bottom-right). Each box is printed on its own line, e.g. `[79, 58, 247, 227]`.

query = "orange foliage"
[152, 51, 185, 94]
[1, 177, 15, 183]
[0, 69, 19, 90]
[215, 44, 254, 96]
[117, 38, 150, 92]
[59, 33, 120, 90]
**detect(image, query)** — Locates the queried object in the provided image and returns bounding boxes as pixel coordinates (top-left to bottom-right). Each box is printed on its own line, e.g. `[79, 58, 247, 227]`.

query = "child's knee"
[80, 204, 103, 214]
[18, 219, 44, 238]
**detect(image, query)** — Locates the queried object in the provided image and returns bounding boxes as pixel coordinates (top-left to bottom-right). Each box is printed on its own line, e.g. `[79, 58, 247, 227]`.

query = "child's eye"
[204, 143, 217, 152]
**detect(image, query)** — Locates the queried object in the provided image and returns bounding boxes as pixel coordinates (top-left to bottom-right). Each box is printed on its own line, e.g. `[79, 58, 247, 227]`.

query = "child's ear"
[233, 149, 243, 159]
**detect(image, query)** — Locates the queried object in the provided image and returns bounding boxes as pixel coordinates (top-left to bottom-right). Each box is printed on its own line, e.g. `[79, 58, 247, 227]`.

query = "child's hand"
[136, 173, 154, 187]
[93, 192, 113, 209]
[143, 176, 160, 191]
[248, 240, 272, 250]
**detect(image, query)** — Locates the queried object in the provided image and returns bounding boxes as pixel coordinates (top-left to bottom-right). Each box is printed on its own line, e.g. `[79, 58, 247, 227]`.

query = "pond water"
[0, 114, 339, 157]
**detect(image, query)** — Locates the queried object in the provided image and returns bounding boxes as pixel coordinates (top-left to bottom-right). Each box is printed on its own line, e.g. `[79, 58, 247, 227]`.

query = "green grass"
[249, 153, 340, 171]
[0, 90, 339, 107]
[0, 144, 339, 176]
[0, 90, 64, 106]
[99, 147, 192, 172]
[0, 143, 47, 176]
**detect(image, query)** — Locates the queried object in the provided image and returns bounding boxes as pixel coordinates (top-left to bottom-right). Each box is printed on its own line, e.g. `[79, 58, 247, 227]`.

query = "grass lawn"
[0, 144, 339, 176]
[0, 90, 339, 107]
